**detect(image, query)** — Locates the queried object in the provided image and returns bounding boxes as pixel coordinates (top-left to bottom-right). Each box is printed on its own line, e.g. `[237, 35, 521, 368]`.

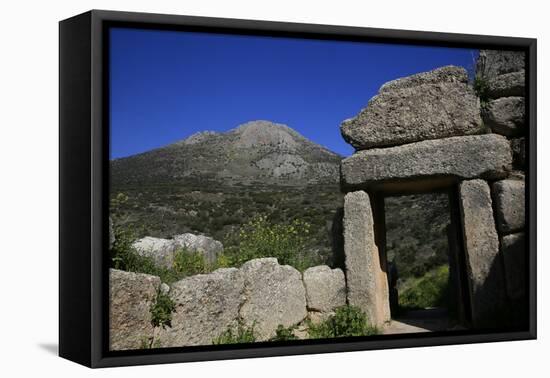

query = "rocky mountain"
[111, 120, 342, 188]
[110, 120, 344, 264]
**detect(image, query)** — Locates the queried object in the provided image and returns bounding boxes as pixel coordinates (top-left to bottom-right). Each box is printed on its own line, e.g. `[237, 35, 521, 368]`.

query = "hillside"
[110, 121, 344, 265]
[385, 193, 451, 281]
[111, 120, 341, 188]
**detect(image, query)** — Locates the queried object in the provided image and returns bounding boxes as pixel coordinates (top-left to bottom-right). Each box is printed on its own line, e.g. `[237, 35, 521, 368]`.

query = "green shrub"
[224, 215, 318, 271]
[269, 325, 298, 341]
[109, 224, 184, 284]
[172, 248, 209, 276]
[150, 291, 176, 329]
[212, 322, 256, 345]
[473, 76, 490, 109]
[308, 306, 378, 339]
[399, 265, 450, 310]
[215, 253, 232, 269]
[110, 226, 137, 271]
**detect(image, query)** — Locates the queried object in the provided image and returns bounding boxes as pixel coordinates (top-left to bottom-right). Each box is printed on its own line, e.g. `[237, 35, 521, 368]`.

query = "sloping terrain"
[111, 120, 341, 188]
[110, 121, 344, 264]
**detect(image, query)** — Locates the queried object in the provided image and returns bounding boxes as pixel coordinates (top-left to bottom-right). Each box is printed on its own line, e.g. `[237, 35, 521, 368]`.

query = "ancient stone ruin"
[340, 51, 526, 329]
[109, 50, 527, 350]
[110, 259, 346, 350]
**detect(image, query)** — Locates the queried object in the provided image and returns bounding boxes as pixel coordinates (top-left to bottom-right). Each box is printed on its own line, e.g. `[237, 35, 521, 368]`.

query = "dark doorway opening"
[379, 190, 470, 333]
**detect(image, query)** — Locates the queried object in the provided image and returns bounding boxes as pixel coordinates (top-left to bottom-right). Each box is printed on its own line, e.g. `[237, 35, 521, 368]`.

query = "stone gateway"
[340, 50, 526, 329]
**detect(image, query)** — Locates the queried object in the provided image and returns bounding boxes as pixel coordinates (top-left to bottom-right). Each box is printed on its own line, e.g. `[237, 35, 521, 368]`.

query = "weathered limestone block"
[511, 137, 526, 169]
[501, 232, 526, 300]
[492, 179, 525, 234]
[459, 180, 506, 327]
[343, 191, 390, 327]
[133, 236, 178, 269]
[109, 269, 161, 350]
[133, 233, 224, 269]
[173, 233, 223, 264]
[477, 50, 525, 78]
[239, 258, 307, 341]
[486, 71, 525, 98]
[341, 134, 512, 188]
[157, 268, 244, 347]
[341, 66, 483, 149]
[483, 97, 525, 136]
[379, 65, 469, 91]
[303, 265, 346, 313]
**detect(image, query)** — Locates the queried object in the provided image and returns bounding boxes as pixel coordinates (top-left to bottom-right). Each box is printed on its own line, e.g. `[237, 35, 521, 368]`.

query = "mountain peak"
[230, 120, 302, 150]
[232, 120, 285, 131]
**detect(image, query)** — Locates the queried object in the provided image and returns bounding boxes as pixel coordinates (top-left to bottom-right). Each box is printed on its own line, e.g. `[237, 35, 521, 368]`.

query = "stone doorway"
[340, 57, 526, 333]
[374, 189, 472, 333]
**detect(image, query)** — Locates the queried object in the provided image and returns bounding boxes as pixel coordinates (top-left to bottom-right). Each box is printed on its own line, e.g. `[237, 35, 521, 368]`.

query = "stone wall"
[477, 51, 527, 303]
[340, 57, 526, 328]
[110, 259, 346, 350]
[478, 50, 527, 323]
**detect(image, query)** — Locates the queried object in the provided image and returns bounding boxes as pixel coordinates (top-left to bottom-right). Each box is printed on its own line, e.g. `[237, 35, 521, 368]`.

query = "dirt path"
[382, 308, 451, 335]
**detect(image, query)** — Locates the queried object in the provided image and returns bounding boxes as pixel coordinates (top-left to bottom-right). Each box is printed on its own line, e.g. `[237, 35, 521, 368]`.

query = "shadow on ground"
[38, 343, 58, 356]
[383, 308, 455, 334]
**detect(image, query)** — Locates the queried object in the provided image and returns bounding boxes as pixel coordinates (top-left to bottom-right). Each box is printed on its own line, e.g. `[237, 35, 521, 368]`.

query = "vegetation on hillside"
[398, 265, 451, 310]
[223, 215, 320, 271]
[110, 183, 342, 268]
[385, 193, 451, 282]
[109, 210, 322, 284]
[384, 193, 455, 313]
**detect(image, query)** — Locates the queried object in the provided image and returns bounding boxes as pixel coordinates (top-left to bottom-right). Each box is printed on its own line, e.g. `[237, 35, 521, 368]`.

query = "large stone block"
[133, 233, 224, 269]
[173, 233, 223, 264]
[341, 66, 483, 149]
[109, 269, 161, 350]
[239, 258, 307, 341]
[303, 265, 346, 313]
[483, 97, 525, 136]
[133, 236, 178, 269]
[379, 65, 469, 91]
[157, 268, 244, 347]
[459, 180, 506, 327]
[343, 191, 390, 327]
[341, 134, 512, 188]
[486, 71, 525, 98]
[477, 50, 525, 78]
[492, 179, 525, 234]
[501, 232, 526, 300]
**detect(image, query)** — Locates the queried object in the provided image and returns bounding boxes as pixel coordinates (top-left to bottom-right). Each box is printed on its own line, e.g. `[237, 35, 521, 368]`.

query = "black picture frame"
[59, 9, 537, 368]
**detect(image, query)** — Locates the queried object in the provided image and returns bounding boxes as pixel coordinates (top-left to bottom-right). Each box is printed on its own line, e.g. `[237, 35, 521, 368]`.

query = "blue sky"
[110, 28, 478, 158]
